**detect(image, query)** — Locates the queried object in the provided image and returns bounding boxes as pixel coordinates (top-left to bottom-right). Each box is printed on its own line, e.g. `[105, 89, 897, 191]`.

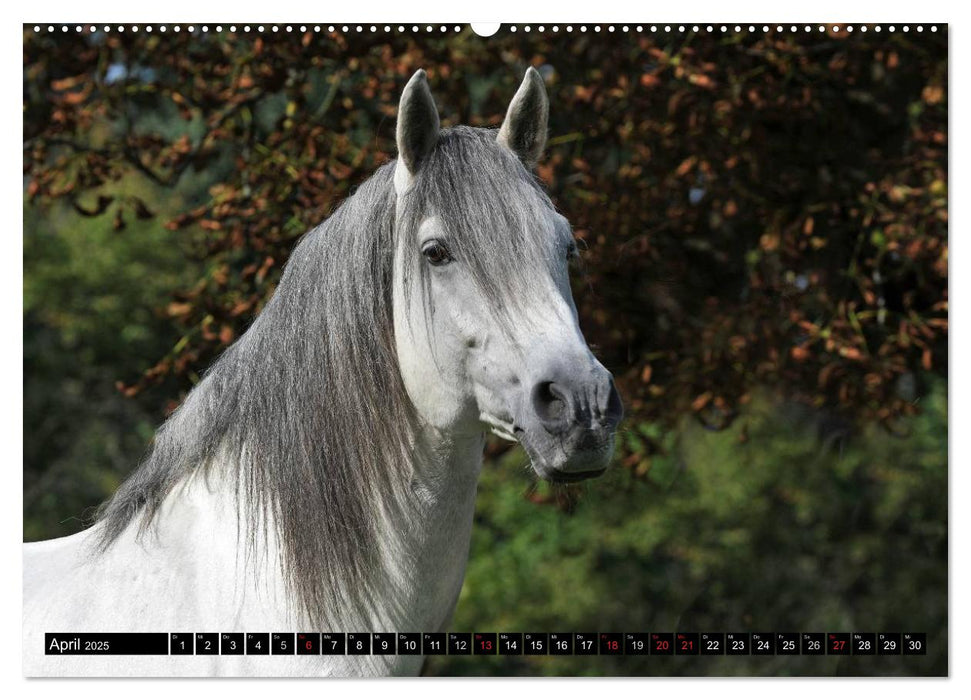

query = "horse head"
[391, 68, 624, 483]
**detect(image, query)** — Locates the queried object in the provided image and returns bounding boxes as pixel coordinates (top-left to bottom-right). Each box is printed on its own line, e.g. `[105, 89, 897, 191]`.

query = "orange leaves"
[115, 380, 140, 399]
[674, 156, 696, 177]
[759, 233, 780, 252]
[691, 392, 713, 412]
[210, 265, 229, 286]
[167, 302, 192, 318]
[219, 325, 235, 344]
[61, 87, 92, 105]
[50, 73, 93, 105]
[50, 74, 87, 91]
[328, 160, 353, 180]
[922, 84, 944, 105]
[791, 346, 810, 362]
[574, 85, 596, 103]
[535, 162, 555, 184]
[255, 256, 276, 285]
[640, 74, 661, 89]
[688, 73, 716, 89]
[229, 298, 255, 317]
[168, 134, 193, 158]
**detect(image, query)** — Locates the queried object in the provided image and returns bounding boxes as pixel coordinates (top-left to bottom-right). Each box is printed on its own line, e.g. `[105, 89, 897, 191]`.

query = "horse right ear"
[497, 66, 549, 169]
[395, 69, 440, 193]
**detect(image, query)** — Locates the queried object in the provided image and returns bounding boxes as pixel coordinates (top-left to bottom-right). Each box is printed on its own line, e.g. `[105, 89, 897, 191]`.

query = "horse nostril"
[532, 381, 570, 434]
[604, 379, 624, 427]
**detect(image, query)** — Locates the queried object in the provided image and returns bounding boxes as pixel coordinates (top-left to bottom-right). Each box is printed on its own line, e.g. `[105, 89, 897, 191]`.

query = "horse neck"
[167, 426, 486, 633]
[370, 427, 485, 632]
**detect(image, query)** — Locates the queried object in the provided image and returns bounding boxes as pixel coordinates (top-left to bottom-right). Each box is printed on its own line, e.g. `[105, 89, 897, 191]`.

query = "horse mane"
[93, 126, 556, 627]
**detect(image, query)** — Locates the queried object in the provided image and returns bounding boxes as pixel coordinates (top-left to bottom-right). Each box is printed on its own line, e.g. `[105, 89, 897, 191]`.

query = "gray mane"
[94, 126, 556, 627]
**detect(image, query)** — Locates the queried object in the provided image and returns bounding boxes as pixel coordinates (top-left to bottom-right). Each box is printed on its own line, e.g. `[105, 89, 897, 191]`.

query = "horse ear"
[497, 66, 549, 168]
[395, 69, 440, 190]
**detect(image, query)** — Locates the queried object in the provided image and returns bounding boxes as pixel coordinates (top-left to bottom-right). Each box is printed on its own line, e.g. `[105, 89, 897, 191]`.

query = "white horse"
[23, 67, 623, 677]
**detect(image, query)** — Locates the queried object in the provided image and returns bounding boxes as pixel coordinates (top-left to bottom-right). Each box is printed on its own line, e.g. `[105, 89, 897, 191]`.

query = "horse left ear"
[497, 66, 549, 169]
[395, 69, 440, 193]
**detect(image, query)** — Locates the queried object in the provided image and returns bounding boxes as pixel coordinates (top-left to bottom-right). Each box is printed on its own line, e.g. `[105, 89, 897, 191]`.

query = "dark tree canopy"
[23, 26, 948, 445]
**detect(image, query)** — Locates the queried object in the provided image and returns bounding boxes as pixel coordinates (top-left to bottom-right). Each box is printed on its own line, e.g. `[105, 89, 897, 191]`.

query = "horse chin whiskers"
[477, 410, 521, 442]
[517, 422, 615, 482]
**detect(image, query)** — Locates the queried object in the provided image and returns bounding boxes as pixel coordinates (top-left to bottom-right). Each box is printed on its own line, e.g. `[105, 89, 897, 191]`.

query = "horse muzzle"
[516, 365, 624, 481]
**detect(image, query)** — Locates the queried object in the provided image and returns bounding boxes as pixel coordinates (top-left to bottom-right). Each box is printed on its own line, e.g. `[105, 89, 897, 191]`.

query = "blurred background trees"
[23, 25, 947, 675]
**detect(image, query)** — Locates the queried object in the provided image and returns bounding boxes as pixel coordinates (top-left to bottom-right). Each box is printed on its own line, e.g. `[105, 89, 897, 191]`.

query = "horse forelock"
[400, 126, 560, 330]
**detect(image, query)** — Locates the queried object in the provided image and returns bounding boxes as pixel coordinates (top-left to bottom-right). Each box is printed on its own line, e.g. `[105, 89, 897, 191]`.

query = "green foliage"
[23, 200, 196, 539]
[428, 381, 946, 676]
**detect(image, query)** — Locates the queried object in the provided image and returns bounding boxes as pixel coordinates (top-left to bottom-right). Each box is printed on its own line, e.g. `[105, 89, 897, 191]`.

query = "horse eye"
[422, 240, 453, 266]
[566, 242, 580, 261]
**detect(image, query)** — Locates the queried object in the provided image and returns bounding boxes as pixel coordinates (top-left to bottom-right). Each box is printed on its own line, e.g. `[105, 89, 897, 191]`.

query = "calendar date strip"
[45, 632, 927, 656]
